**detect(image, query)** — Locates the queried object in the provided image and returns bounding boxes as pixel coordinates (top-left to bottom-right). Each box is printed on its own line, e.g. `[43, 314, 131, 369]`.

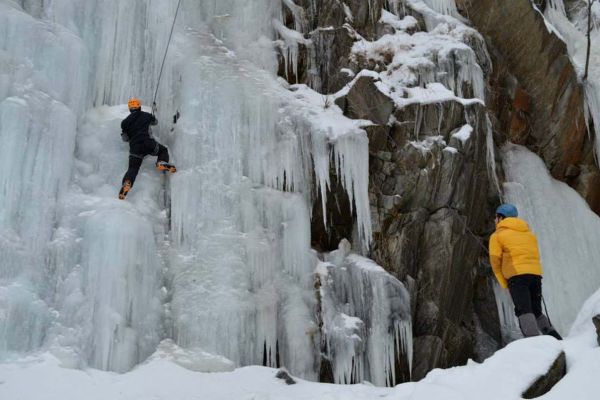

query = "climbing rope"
[152, 0, 183, 113]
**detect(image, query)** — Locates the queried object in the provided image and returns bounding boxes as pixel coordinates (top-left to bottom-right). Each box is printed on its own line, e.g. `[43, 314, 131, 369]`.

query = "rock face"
[457, 0, 600, 215]
[366, 100, 500, 380]
[593, 315, 600, 346]
[522, 351, 567, 399]
[277, 0, 503, 383]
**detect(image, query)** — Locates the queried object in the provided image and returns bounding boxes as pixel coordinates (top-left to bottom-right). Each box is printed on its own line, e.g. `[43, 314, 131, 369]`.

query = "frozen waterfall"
[502, 144, 600, 334]
[0, 0, 411, 385]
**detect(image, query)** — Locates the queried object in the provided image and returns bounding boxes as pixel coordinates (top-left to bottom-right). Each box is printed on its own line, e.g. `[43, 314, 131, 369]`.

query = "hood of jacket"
[496, 217, 530, 232]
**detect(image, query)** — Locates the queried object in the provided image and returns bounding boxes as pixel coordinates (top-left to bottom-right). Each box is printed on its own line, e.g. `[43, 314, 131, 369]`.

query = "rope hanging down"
[152, 0, 183, 111]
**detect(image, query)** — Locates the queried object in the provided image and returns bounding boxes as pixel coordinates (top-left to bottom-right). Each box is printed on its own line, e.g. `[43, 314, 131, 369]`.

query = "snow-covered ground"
[1, 290, 599, 399]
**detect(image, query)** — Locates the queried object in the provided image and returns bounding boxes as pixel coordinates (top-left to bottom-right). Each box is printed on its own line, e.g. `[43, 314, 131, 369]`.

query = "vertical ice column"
[502, 145, 600, 333]
[421, 0, 460, 18]
[318, 241, 413, 386]
[81, 211, 162, 372]
[166, 32, 317, 378]
[0, 0, 89, 358]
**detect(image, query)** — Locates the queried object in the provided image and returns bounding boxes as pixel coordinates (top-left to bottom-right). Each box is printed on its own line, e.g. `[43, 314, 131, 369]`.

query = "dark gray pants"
[123, 139, 169, 186]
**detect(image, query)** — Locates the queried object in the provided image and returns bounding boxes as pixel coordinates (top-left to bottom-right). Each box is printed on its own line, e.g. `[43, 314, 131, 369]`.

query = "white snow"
[380, 10, 419, 31]
[2, 312, 600, 400]
[351, 16, 486, 105]
[451, 124, 473, 144]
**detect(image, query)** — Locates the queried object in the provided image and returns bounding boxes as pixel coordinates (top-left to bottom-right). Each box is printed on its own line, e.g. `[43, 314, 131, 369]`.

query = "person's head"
[128, 97, 142, 112]
[495, 203, 518, 224]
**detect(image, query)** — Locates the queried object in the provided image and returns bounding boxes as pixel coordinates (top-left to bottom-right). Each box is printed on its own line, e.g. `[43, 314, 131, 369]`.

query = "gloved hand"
[121, 131, 129, 142]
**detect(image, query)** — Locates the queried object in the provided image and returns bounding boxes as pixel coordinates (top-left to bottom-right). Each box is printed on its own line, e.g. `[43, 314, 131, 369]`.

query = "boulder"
[522, 352, 567, 399]
[593, 315, 600, 346]
[336, 75, 395, 125]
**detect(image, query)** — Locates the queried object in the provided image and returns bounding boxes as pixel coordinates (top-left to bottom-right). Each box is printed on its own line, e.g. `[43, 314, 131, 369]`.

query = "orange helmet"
[128, 97, 142, 110]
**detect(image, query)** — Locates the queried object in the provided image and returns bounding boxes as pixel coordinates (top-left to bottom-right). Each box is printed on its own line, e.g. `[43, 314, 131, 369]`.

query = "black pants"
[508, 274, 542, 317]
[122, 139, 169, 186]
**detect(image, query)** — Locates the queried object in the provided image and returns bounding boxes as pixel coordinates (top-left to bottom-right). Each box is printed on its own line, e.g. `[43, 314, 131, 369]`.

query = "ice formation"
[0, 0, 413, 384]
[317, 240, 412, 386]
[502, 145, 600, 333]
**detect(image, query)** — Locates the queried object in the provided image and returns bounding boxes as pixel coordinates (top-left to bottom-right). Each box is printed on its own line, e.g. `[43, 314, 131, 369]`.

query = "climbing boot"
[119, 180, 132, 200]
[518, 313, 541, 337]
[156, 161, 177, 173]
[537, 315, 563, 340]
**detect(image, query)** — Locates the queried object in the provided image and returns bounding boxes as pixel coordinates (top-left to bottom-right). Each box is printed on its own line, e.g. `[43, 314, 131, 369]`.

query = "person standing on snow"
[489, 204, 562, 340]
[119, 97, 176, 199]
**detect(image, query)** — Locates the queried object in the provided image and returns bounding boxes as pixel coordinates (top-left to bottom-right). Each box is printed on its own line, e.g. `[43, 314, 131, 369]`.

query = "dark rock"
[310, 26, 357, 93]
[338, 75, 395, 125]
[412, 336, 445, 380]
[522, 352, 567, 399]
[593, 315, 600, 346]
[276, 369, 297, 385]
[310, 175, 354, 252]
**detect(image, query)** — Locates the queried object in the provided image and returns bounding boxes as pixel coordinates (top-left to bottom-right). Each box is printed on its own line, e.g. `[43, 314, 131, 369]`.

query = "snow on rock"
[351, 9, 486, 107]
[380, 10, 419, 31]
[451, 124, 473, 144]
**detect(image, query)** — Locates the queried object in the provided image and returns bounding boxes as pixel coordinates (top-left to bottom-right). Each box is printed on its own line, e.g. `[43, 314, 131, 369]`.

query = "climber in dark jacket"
[119, 97, 176, 199]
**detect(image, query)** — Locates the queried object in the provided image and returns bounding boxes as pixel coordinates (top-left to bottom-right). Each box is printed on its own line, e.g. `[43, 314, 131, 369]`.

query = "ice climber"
[489, 204, 562, 340]
[119, 97, 176, 199]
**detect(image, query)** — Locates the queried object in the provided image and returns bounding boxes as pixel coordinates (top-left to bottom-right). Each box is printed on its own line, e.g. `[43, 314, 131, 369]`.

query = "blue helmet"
[496, 203, 518, 218]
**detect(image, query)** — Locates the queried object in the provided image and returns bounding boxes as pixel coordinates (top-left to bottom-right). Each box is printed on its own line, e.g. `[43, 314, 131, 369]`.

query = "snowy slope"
[2, 292, 600, 400]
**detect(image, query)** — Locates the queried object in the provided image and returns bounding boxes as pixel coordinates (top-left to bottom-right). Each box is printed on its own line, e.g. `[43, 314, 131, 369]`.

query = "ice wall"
[0, 0, 87, 357]
[502, 145, 600, 333]
[0, 0, 391, 382]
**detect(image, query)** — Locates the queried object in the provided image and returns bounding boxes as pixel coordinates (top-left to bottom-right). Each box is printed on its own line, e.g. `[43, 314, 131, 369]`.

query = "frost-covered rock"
[593, 316, 600, 346]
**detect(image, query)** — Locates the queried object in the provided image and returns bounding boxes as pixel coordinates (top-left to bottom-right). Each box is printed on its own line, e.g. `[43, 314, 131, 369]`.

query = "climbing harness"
[152, 0, 183, 114]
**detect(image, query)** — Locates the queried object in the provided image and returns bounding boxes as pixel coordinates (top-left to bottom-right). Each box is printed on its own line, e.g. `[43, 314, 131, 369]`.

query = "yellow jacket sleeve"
[489, 233, 508, 288]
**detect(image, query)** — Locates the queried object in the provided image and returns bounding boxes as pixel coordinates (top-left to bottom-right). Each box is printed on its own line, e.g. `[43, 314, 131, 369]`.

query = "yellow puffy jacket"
[488, 217, 543, 288]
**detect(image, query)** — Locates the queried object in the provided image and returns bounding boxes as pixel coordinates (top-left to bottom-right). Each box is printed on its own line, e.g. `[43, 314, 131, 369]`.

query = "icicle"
[273, 19, 312, 83]
[485, 115, 501, 196]
[319, 249, 412, 386]
[332, 135, 372, 252]
[492, 281, 521, 342]
[422, 0, 460, 18]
